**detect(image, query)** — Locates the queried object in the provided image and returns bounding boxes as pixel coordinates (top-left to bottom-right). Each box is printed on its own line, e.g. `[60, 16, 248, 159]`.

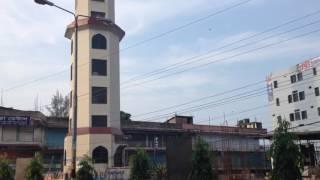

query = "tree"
[25, 153, 44, 180]
[130, 149, 151, 180]
[0, 156, 14, 180]
[269, 119, 303, 180]
[151, 164, 167, 180]
[188, 137, 216, 180]
[76, 155, 96, 180]
[46, 90, 69, 117]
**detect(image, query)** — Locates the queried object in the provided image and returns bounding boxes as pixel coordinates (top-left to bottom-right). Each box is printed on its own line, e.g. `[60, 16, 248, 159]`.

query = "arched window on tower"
[92, 146, 108, 164]
[92, 34, 107, 49]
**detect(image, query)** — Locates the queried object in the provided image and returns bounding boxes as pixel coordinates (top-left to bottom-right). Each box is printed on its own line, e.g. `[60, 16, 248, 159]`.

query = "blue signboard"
[0, 116, 31, 126]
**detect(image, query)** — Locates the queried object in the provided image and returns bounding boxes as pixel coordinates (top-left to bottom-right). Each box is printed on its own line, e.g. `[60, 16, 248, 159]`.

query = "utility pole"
[34, 0, 79, 178]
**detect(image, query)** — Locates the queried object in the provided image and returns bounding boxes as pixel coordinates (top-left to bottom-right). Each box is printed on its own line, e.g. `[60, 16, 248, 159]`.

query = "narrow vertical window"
[315, 87, 320, 96]
[289, 113, 294, 121]
[290, 75, 297, 83]
[70, 91, 72, 108]
[301, 111, 308, 120]
[288, 95, 292, 103]
[70, 64, 73, 81]
[297, 72, 303, 81]
[71, 40, 73, 54]
[318, 107, 320, 116]
[294, 110, 301, 121]
[313, 67, 317, 75]
[276, 98, 280, 106]
[299, 91, 305, 101]
[64, 150, 67, 165]
[273, 81, 278, 88]
[293, 91, 299, 102]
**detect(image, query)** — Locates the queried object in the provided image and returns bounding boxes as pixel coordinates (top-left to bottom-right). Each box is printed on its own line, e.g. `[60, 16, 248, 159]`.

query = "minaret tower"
[63, 0, 125, 175]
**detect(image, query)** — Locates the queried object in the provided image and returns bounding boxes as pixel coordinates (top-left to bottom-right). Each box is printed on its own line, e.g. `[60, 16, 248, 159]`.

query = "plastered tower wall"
[63, 0, 125, 174]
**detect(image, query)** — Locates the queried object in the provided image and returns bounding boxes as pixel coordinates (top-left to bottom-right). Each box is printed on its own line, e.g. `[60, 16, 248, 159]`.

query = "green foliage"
[188, 137, 216, 180]
[0, 156, 14, 180]
[151, 164, 167, 180]
[76, 155, 96, 180]
[130, 149, 151, 180]
[46, 90, 69, 117]
[269, 119, 303, 180]
[25, 153, 44, 180]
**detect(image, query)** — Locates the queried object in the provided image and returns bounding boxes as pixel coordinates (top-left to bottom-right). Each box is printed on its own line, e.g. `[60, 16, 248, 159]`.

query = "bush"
[130, 149, 151, 180]
[188, 137, 216, 180]
[25, 153, 44, 180]
[0, 156, 14, 180]
[151, 164, 167, 180]
[76, 155, 96, 180]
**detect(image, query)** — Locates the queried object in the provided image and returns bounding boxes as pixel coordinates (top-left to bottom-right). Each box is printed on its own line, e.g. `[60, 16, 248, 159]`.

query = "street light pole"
[34, 0, 78, 179]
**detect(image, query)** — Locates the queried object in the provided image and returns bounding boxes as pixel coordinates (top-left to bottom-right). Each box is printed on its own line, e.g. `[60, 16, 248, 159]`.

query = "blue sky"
[1, 0, 320, 130]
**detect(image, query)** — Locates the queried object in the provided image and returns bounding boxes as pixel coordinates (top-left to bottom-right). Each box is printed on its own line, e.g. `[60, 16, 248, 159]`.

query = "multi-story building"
[0, 106, 68, 172]
[63, 0, 125, 176]
[267, 56, 320, 131]
[119, 115, 270, 180]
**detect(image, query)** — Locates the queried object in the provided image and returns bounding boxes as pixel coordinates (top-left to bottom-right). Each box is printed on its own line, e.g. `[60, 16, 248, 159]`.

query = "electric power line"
[3, 0, 253, 93]
[121, 25, 320, 89]
[121, 10, 320, 84]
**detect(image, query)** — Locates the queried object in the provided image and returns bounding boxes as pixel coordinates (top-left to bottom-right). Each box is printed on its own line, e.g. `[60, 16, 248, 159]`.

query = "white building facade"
[268, 56, 320, 131]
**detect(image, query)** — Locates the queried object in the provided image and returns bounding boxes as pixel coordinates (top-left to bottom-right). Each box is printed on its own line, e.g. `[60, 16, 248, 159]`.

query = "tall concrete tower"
[63, 0, 125, 175]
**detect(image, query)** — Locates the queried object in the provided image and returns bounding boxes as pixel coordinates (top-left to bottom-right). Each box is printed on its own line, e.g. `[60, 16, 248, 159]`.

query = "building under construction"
[119, 115, 270, 179]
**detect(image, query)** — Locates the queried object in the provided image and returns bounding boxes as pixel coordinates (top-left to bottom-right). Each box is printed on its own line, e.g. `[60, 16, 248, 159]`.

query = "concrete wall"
[15, 158, 32, 180]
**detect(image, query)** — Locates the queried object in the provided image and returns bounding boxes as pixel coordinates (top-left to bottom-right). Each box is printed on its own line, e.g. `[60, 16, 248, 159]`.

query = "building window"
[64, 150, 67, 165]
[92, 59, 107, 76]
[92, 0, 105, 2]
[292, 91, 299, 102]
[299, 91, 305, 101]
[318, 107, 320, 116]
[301, 110, 308, 120]
[70, 91, 72, 108]
[297, 72, 303, 81]
[71, 40, 73, 54]
[70, 64, 73, 80]
[92, 34, 107, 49]
[313, 68, 317, 75]
[276, 98, 280, 106]
[273, 81, 278, 88]
[92, 146, 108, 164]
[294, 110, 301, 121]
[290, 75, 297, 83]
[92, 115, 108, 127]
[288, 95, 292, 103]
[69, 119, 72, 130]
[92, 87, 107, 104]
[289, 113, 294, 121]
[91, 11, 105, 19]
[315, 87, 320, 96]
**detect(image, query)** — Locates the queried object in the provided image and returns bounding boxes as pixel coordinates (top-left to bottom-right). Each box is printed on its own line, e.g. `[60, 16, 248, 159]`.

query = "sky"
[1, 0, 320, 131]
